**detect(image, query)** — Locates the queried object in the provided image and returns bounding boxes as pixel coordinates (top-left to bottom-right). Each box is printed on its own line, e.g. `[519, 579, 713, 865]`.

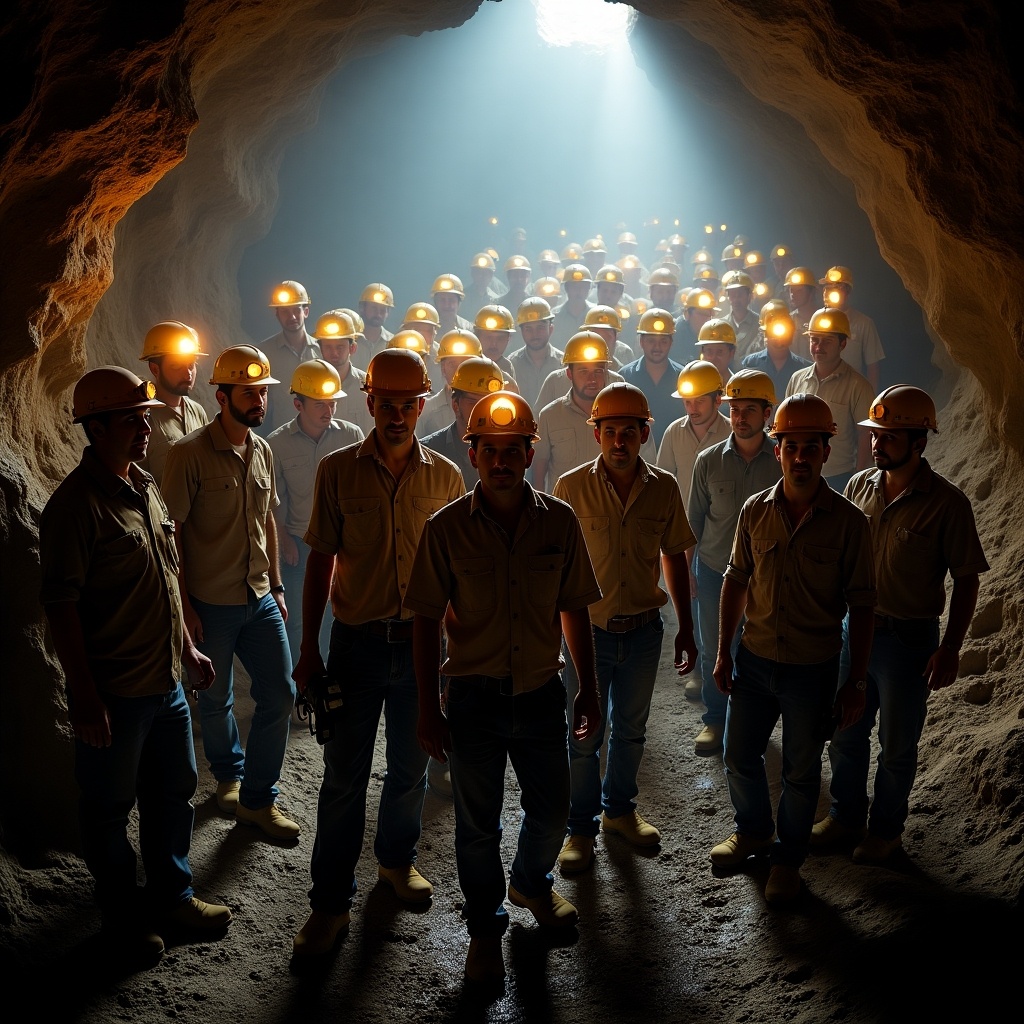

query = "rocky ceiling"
[0, 0, 1020, 885]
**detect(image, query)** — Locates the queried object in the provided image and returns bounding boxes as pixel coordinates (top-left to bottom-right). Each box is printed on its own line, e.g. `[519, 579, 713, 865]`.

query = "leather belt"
[364, 618, 414, 642]
[599, 608, 660, 634]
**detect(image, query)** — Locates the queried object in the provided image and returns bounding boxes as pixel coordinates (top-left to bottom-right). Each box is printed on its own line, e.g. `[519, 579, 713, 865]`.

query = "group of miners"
[39, 227, 988, 991]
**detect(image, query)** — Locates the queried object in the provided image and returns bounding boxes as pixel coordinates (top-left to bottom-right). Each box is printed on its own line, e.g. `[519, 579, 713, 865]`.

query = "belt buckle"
[607, 616, 632, 633]
[385, 619, 397, 643]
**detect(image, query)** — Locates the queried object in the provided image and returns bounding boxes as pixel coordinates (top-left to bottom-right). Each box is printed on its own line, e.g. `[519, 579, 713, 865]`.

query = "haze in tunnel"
[238, 0, 933, 389]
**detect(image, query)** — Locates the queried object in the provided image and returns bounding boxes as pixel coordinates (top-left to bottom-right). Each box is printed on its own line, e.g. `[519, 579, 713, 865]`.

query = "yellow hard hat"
[758, 299, 790, 327]
[561, 243, 584, 262]
[768, 393, 837, 438]
[463, 390, 540, 442]
[595, 264, 624, 285]
[139, 321, 207, 361]
[691, 248, 712, 265]
[474, 305, 516, 333]
[722, 270, 754, 290]
[617, 231, 637, 246]
[784, 266, 816, 288]
[588, 381, 652, 424]
[673, 360, 724, 399]
[291, 359, 344, 400]
[435, 329, 483, 361]
[313, 309, 358, 341]
[450, 356, 507, 397]
[771, 243, 791, 259]
[692, 264, 720, 284]
[209, 345, 279, 386]
[583, 237, 607, 254]
[684, 288, 720, 313]
[471, 252, 496, 271]
[533, 277, 563, 301]
[752, 281, 774, 302]
[648, 267, 680, 289]
[504, 255, 531, 273]
[819, 266, 855, 287]
[562, 331, 610, 366]
[632, 297, 651, 317]
[722, 243, 744, 261]
[743, 250, 765, 268]
[724, 368, 776, 405]
[667, 233, 687, 250]
[582, 306, 622, 333]
[517, 297, 555, 324]
[338, 307, 365, 336]
[697, 318, 737, 347]
[361, 349, 432, 398]
[269, 280, 310, 307]
[636, 308, 674, 336]
[359, 282, 395, 307]
[401, 301, 441, 328]
[537, 248, 561, 265]
[431, 273, 465, 298]
[562, 263, 593, 285]
[859, 385, 938, 432]
[761, 308, 796, 344]
[388, 329, 431, 356]
[72, 366, 163, 423]
[617, 254, 642, 271]
[806, 307, 851, 337]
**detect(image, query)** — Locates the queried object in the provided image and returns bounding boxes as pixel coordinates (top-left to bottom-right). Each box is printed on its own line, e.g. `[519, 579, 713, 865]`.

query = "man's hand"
[183, 643, 215, 694]
[272, 589, 288, 624]
[417, 703, 451, 762]
[688, 570, 697, 601]
[924, 645, 959, 691]
[280, 533, 299, 568]
[673, 628, 698, 678]
[713, 652, 734, 695]
[292, 650, 326, 696]
[183, 603, 203, 645]
[834, 679, 867, 730]
[70, 693, 112, 748]
[572, 687, 602, 741]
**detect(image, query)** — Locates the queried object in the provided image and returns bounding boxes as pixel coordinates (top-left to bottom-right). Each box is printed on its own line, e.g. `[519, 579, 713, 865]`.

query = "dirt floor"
[2, 608, 1021, 1023]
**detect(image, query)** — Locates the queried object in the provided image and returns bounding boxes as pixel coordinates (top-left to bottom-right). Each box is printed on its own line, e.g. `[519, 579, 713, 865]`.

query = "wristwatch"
[271, 584, 285, 594]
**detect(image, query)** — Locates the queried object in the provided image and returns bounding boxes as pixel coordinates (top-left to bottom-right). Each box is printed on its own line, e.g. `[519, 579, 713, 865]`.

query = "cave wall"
[0, 0, 1020, 873]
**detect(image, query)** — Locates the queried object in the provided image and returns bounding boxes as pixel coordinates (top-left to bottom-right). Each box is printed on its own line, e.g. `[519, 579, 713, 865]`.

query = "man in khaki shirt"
[552, 383, 697, 873]
[812, 386, 988, 864]
[290, 349, 464, 959]
[406, 390, 601, 987]
[708, 394, 876, 907]
[161, 345, 299, 842]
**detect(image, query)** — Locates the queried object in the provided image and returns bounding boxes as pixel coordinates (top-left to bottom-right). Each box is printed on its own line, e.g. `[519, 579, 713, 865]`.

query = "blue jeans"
[308, 621, 427, 915]
[723, 644, 839, 867]
[446, 674, 569, 939]
[191, 590, 295, 809]
[281, 535, 333, 667]
[563, 617, 664, 835]
[828, 618, 938, 839]
[73, 682, 197, 915]
[695, 556, 742, 726]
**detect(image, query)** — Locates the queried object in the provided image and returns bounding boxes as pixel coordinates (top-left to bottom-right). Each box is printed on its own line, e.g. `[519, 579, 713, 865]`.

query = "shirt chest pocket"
[635, 518, 667, 560]
[526, 553, 566, 607]
[797, 543, 841, 594]
[251, 474, 272, 519]
[411, 496, 448, 533]
[548, 428, 579, 469]
[94, 530, 150, 584]
[709, 479, 737, 520]
[579, 516, 610, 561]
[281, 454, 312, 479]
[201, 475, 241, 518]
[452, 556, 495, 613]
[887, 525, 937, 574]
[339, 498, 382, 547]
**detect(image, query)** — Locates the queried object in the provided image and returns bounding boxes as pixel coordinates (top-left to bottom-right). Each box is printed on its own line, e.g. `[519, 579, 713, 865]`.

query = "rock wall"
[1, 1, 1020, 892]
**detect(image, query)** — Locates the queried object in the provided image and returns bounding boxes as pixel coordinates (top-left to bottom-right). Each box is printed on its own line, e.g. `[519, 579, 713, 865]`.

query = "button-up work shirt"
[404, 482, 601, 693]
[553, 456, 695, 626]
[140, 395, 208, 486]
[726, 479, 876, 664]
[305, 432, 464, 625]
[656, 410, 732, 505]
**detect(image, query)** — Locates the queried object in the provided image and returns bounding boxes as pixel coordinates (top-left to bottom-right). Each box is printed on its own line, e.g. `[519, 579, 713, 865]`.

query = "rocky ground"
[2, 608, 1020, 1023]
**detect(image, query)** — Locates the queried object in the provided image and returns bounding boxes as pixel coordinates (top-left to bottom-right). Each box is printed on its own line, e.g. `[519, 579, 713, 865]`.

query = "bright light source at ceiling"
[533, 0, 635, 51]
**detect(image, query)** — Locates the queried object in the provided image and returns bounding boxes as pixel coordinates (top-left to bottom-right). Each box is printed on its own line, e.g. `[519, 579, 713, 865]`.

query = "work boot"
[215, 780, 241, 813]
[683, 675, 704, 701]
[101, 907, 165, 960]
[765, 864, 802, 906]
[464, 936, 506, 984]
[694, 723, 724, 755]
[378, 864, 434, 903]
[709, 832, 775, 866]
[235, 801, 300, 839]
[557, 835, 595, 874]
[507, 885, 578, 928]
[810, 814, 865, 849]
[601, 810, 661, 847]
[293, 910, 350, 957]
[852, 833, 903, 865]
[166, 896, 233, 930]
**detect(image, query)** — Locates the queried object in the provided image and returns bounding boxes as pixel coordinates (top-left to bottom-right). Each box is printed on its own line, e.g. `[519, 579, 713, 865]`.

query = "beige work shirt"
[404, 483, 601, 693]
[656, 411, 732, 505]
[260, 330, 322, 436]
[305, 432, 464, 624]
[161, 416, 278, 605]
[267, 418, 364, 538]
[39, 448, 183, 697]
[553, 456, 695, 626]
[726, 479, 876, 664]
[334, 364, 375, 436]
[535, 366, 624, 412]
[844, 460, 988, 619]
[507, 344, 565, 407]
[785, 360, 874, 476]
[140, 395, 208, 486]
